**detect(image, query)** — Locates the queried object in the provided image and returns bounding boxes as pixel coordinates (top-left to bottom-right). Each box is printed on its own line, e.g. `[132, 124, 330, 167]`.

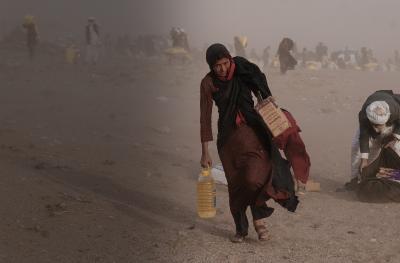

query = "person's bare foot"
[253, 219, 269, 241]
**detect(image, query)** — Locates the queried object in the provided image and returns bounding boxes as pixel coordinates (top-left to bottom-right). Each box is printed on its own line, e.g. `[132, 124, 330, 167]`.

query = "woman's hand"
[377, 168, 394, 178]
[200, 152, 212, 168]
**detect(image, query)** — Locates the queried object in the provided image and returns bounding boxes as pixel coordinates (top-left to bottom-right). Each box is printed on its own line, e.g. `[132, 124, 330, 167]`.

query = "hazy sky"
[157, 0, 400, 58]
[1, 0, 399, 58]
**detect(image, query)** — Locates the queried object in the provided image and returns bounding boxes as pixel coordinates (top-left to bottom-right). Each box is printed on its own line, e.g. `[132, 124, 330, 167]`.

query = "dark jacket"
[210, 56, 271, 150]
[359, 90, 400, 154]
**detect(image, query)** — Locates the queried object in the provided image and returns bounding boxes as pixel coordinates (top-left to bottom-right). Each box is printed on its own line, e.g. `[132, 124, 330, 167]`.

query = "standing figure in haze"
[234, 36, 247, 58]
[170, 27, 190, 52]
[178, 28, 190, 52]
[277, 38, 297, 74]
[85, 17, 100, 65]
[262, 46, 271, 71]
[200, 43, 311, 243]
[315, 42, 328, 63]
[300, 47, 309, 68]
[22, 15, 39, 60]
[359, 47, 370, 70]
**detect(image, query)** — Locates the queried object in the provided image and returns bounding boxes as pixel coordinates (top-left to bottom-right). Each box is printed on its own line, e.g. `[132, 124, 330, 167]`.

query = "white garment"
[351, 127, 394, 179]
[88, 25, 99, 45]
[86, 24, 100, 64]
[86, 44, 99, 64]
[211, 164, 227, 185]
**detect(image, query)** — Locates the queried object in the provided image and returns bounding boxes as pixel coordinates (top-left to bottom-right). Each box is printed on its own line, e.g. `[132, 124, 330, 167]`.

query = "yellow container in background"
[65, 46, 77, 64]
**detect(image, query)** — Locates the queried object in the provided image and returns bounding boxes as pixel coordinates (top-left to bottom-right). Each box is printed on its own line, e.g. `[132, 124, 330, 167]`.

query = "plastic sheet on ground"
[211, 164, 227, 185]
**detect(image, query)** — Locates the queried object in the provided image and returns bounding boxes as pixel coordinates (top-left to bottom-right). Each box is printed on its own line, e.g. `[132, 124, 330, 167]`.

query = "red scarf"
[216, 59, 246, 126]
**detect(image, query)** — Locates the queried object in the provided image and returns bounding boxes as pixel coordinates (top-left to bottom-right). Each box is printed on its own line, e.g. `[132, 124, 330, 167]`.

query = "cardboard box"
[255, 97, 291, 137]
[305, 180, 321, 192]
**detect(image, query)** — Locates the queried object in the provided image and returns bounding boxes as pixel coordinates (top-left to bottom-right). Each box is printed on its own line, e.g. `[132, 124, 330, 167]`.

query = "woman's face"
[213, 57, 231, 78]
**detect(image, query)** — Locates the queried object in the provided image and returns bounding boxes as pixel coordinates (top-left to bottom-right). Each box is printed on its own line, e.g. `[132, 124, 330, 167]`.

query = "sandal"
[253, 220, 269, 241]
[230, 233, 246, 243]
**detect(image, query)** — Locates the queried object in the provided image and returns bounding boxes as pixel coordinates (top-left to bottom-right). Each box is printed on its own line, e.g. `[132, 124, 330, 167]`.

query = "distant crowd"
[6, 16, 400, 72]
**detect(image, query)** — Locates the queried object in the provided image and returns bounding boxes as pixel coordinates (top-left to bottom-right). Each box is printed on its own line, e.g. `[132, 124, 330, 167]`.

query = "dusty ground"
[0, 45, 400, 263]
